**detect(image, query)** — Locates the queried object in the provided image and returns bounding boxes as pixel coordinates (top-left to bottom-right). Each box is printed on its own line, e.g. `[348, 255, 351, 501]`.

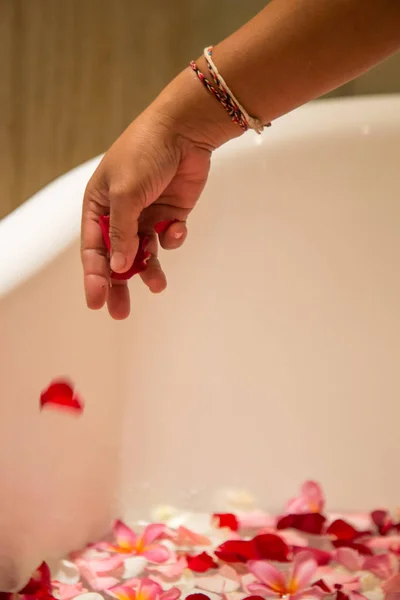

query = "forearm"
[197, 0, 400, 127]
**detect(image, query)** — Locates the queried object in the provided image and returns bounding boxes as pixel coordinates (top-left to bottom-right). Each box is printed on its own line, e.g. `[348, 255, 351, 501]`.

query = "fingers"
[158, 220, 188, 250]
[139, 232, 167, 293]
[108, 187, 142, 274]
[81, 178, 109, 311]
[107, 280, 131, 320]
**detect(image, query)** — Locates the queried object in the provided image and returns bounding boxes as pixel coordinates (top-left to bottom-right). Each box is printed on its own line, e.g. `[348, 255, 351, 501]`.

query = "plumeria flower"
[285, 482, 325, 515]
[247, 552, 320, 599]
[96, 521, 171, 563]
[108, 578, 181, 600]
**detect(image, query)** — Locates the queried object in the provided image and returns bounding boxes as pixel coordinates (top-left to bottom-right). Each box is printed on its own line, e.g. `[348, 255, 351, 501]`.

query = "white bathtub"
[0, 95, 399, 590]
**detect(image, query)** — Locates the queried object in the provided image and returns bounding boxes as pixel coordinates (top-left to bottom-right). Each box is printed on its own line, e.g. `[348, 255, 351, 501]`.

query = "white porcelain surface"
[0, 95, 399, 590]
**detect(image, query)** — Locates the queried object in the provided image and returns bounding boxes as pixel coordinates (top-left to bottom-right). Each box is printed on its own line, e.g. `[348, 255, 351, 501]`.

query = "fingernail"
[173, 231, 183, 239]
[110, 252, 127, 272]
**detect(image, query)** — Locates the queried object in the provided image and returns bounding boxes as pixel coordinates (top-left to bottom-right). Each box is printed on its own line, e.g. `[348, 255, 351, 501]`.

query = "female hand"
[81, 67, 239, 320]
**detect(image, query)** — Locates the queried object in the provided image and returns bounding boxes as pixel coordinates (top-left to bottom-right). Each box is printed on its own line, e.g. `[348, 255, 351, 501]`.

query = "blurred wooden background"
[1, 0, 399, 219]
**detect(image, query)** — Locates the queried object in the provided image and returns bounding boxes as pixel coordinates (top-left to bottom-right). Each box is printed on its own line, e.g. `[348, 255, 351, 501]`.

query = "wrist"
[153, 64, 243, 151]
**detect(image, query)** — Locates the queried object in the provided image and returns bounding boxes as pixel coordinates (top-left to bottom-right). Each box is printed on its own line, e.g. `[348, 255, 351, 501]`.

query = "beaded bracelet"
[190, 46, 270, 134]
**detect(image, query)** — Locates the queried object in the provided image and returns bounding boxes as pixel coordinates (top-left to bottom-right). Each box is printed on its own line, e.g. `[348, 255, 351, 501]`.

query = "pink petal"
[161, 587, 182, 600]
[143, 544, 171, 563]
[147, 557, 187, 579]
[141, 524, 169, 546]
[247, 582, 279, 597]
[85, 555, 124, 572]
[383, 573, 400, 593]
[114, 520, 137, 550]
[363, 553, 398, 579]
[40, 380, 83, 414]
[367, 535, 400, 551]
[293, 546, 331, 567]
[237, 511, 275, 530]
[54, 582, 88, 600]
[75, 559, 119, 591]
[175, 526, 211, 547]
[301, 481, 325, 513]
[334, 548, 363, 572]
[291, 552, 318, 591]
[247, 560, 286, 593]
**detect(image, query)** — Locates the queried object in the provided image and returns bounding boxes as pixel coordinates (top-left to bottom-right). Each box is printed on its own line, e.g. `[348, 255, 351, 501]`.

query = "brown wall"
[1, 0, 399, 220]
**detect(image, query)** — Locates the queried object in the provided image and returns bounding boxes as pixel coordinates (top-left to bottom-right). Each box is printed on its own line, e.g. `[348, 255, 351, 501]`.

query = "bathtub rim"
[0, 93, 399, 299]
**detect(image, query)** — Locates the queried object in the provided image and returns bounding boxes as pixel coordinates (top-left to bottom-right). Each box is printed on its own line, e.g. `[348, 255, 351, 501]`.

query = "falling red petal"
[186, 552, 218, 573]
[332, 540, 373, 556]
[40, 380, 83, 414]
[155, 220, 178, 234]
[292, 545, 332, 566]
[214, 539, 258, 563]
[253, 533, 290, 562]
[99, 215, 151, 281]
[212, 513, 239, 532]
[242, 597, 265, 600]
[277, 513, 326, 535]
[186, 595, 211, 600]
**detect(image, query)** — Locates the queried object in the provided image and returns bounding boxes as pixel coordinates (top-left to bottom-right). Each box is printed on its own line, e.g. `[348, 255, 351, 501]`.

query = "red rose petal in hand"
[212, 513, 239, 531]
[40, 380, 83, 414]
[155, 220, 178, 234]
[99, 215, 151, 281]
[277, 513, 326, 535]
[186, 552, 218, 573]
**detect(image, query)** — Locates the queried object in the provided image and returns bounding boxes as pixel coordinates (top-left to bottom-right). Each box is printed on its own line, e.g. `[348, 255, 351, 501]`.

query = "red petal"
[214, 540, 258, 563]
[371, 509, 393, 535]
[253, 534, 290, 562]
[186, 552, 218, 573]
[212, 513, 239, 532]
[40, 380, 83, 414]
[186, 595, 211, 600]
[243, 597, 265, 600]
[154, 220, 178, 234]
[332, 540, 373, 556]
[99, 215, 151, 281]
[277, 513, 326, 535]
[314, 580, 331, 593]
[336, 592, 350, 600]
[292, 545, 332, 566]
[19, 562, 51, 594]
[326, 519, 366, 541]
